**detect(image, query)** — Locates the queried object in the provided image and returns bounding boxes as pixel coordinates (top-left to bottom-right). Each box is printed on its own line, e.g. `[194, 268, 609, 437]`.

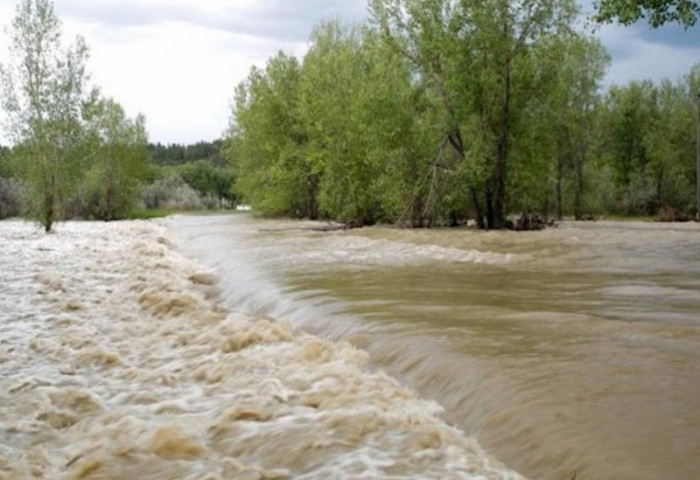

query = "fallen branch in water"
[259, 222, 364, 233]
[505, 212, 559, 231]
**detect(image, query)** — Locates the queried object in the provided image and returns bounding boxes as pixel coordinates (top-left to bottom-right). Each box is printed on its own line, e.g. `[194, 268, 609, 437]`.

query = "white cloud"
[0, 0, 364, 145]
[56, 0, 367, 41]
[64, 18, 309, 144]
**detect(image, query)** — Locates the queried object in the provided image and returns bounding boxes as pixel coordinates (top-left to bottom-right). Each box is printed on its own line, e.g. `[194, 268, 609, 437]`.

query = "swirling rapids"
[0, 220, 522, 480]
[170, 214, 700, 480]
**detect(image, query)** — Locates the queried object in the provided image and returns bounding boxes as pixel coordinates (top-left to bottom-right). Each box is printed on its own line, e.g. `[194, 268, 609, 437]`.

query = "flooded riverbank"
[171, 214, 700, 480]
[0, 220, 522, 480]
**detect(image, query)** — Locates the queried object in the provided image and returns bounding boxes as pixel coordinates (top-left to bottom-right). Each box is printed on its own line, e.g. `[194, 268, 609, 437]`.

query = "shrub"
[0, 177, 22, 219]
[141, 174, 203, 210]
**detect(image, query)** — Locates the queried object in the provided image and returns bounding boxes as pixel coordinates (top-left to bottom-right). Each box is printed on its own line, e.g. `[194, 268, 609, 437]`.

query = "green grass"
[125, 208, 174, 220]
[125, 208, 241, 220]
[594, 214, 656, 222]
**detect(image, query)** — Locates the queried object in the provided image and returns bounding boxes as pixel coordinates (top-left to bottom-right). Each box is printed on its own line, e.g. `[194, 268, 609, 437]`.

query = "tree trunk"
[471, 188, 486, 229]
[485, 187, 494, 229]
[573, 150, 583, 221]
[489, 57, 511, 230]
[556, 151, 564, 220]
[43, 172, 55, 232]
[306, 172, 319, 220]
[655, 166, 664, 211]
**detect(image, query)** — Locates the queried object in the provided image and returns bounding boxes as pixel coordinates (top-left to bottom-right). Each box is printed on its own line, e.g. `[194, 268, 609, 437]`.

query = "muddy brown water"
[1, 220, 523, 480]
[171, 214, 700, 480]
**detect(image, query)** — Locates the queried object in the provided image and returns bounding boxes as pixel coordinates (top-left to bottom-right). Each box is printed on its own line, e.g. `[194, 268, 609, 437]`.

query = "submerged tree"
[0, 0, 90, 231]
[596, 70, 699, 216]
[227, 2, 699, 226]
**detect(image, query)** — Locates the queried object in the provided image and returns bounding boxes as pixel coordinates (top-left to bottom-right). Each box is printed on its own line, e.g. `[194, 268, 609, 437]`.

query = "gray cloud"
[626, 22, 700, 49]
[573, 0, 699, 83]
[592, 19, 700, 85]
[54, 0, 367, 42]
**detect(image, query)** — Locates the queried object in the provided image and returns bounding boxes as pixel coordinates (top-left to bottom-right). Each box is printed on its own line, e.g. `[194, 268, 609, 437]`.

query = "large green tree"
[81, 95, 149, 220]
[0, 0, 90, 231]
[299, 21, 436, 225]
[594, 0, 699, 27]
[548, 37, 610, 219]
[227, 52, 316, 218]
[600, 81, 659, 213]
[370, 0, 580, 229]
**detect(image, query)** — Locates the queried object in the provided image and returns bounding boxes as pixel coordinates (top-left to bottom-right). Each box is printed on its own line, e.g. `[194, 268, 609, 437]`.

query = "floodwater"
[170, 214, 700, 480]
[0, 220, 522, 480]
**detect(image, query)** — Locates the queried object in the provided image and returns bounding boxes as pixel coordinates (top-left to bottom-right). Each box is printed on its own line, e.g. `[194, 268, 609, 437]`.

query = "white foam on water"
[305, 236, 517, 267]
[260, 234, 519, 270]
[0, 219, 525, 480]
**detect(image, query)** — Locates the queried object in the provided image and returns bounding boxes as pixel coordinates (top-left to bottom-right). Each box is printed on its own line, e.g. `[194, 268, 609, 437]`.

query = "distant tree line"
[145, 158, 236, 210]
[225, 1, 700, 229]
[1, 135, 236, 222]
[148, 140, 226, 167]
[144, 140, 236, 209]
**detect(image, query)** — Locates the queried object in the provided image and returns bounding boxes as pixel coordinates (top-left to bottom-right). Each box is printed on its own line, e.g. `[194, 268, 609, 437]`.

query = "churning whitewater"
[0, 220, 523, 480]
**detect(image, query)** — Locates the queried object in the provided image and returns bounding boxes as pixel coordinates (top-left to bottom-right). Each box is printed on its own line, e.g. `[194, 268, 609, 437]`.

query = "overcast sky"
[0, 0, 699, 145]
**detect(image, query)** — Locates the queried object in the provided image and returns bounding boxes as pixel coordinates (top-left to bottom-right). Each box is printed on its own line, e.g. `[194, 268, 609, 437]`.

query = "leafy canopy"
[594, 0, 700, 27]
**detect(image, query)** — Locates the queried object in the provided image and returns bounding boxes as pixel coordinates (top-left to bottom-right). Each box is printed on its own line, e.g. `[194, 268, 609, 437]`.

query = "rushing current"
[0, 219, 523, 480]
[169, 213, 700, 480]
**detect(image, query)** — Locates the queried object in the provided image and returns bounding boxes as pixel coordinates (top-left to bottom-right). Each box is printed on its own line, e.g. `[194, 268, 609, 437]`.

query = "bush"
[0, 177, 22, 219]
[141, 174, 203, 210]
[657, 205, 691, 222]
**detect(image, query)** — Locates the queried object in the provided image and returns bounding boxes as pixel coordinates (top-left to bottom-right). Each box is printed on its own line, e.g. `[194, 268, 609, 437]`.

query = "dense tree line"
[148, 140, 226, 167]
[148, 159, 236, 209]
[226, 1, 699, 228]
[145, 140, 235, 208]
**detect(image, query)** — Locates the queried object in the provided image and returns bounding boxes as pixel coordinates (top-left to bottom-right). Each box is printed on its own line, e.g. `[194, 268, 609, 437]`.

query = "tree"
[0, 0, 90, 231]
[548, 37, 609, 219]
[593, 0, 699, 27]
[177, 159, 235, 208]
[599, 81, 660, 213]
[0, 146, 22, 219]
[370, 0, 580, 229]
[147, 141, 225, 167]
[81, 95, 149, 220]
[0, 146, 10, 177]
[227, 52, 317, 218]
[299, 21, 433, 226]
